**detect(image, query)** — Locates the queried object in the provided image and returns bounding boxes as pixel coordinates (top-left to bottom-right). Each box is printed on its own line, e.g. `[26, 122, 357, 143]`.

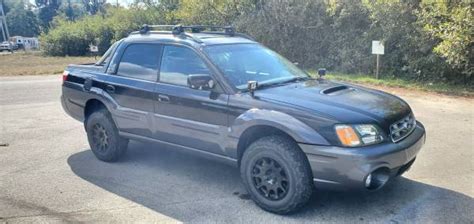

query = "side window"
[159, 45, 210, 86]
[97, 41, 119, 67]
[116, 44, 161, 81]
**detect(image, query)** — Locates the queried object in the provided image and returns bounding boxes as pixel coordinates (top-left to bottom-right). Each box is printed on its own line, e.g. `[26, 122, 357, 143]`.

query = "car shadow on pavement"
[68, 141, 474, 223]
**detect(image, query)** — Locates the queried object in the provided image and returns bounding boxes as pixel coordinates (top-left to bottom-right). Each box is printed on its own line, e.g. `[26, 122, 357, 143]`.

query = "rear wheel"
[86, 109, 128, 162]
[240, 135, 313, 214]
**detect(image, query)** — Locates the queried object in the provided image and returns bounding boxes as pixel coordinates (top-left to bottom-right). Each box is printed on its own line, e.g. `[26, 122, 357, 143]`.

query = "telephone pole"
[0, 2, 10, 42]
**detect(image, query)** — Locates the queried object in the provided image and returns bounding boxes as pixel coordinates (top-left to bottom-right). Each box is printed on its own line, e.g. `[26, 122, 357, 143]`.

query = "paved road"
[0, 75, 473, 223]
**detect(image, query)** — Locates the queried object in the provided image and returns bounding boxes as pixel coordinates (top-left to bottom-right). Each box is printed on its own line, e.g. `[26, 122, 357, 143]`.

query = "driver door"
[153, 45, 229, 155]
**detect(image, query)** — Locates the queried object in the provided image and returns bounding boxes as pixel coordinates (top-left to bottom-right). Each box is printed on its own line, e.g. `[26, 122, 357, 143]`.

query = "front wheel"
[85, 109, 128, 162]
[240, 135, 313, 214]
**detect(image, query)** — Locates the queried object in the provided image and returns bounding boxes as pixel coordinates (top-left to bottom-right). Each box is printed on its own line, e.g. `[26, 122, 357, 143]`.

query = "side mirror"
[247, 80, 258, 97]
[318, 68, 326, 78]
[187, 74, 215, 90]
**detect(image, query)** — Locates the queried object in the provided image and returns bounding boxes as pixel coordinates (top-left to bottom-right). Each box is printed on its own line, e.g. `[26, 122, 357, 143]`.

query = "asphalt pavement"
[0, 75, 473, 223]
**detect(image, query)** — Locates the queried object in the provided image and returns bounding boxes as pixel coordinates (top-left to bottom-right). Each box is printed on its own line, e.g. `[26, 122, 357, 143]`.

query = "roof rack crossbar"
[139, 24, 237, 36]
[199, 31, 254, 41]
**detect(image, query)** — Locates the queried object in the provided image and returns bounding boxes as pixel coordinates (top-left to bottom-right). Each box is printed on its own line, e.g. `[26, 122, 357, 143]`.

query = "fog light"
[365, 174, 372, 188]
[365, 168, 390, 190]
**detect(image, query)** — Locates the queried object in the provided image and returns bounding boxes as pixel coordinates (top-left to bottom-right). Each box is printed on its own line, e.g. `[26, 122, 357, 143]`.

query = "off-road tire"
[240, 135, 313, 214]
[85, 109, 128, 162]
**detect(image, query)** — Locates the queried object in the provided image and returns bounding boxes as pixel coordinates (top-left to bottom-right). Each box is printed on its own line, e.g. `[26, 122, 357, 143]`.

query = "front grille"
[390, 113, 416, 142]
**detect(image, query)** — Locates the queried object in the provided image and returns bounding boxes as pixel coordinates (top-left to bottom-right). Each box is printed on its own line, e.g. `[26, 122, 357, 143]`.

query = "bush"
[40, 0, 473, 86]
[40, 6, 169, 56]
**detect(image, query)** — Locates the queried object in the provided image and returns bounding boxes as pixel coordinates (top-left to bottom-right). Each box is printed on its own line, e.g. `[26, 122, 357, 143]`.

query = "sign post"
[89, 44, 99, 59]
[372, 41, 384, 79]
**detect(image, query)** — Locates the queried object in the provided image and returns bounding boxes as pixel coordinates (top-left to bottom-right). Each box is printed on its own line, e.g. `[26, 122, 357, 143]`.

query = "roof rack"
[135, 24, 254, 42]
[139, 24, 235, 35]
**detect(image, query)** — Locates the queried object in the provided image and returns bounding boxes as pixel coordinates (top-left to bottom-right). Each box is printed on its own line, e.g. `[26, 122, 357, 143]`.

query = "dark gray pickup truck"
[61, 25, 426, 214]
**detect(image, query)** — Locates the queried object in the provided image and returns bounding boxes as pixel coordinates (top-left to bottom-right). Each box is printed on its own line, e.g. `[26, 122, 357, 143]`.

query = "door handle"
[105, 84, 115, 93]
[157, 94, 170, 103]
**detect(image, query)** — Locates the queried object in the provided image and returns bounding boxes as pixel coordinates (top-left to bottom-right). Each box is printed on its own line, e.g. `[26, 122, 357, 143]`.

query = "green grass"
[309, 72, 473, 97]
[0, 52, 471, 97]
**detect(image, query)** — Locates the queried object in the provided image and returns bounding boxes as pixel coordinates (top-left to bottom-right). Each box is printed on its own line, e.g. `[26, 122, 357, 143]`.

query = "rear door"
[105, 43, 162, 137]
[153, 44, 229, 155]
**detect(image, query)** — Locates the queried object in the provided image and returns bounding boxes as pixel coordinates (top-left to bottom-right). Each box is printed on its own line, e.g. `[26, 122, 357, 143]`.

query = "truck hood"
[254, 79, 411, 129]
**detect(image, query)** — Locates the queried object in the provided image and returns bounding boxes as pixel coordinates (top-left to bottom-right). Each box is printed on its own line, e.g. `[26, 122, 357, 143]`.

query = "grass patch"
[314, 72, 473, 97]
[0, 51, 96, 76]
[0, 52, 471, 97]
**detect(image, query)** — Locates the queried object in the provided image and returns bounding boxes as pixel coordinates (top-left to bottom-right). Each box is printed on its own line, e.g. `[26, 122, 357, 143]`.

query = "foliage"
[35, 0, 61, 8]
[35, 0, 61, 32]
[237, 0, 332, 69]
[176, 0, 252, 25]
[4, 0, 40, 38]
[81, 0, 106, 15]
[1, 0, 17, 14]
[59, 0, 86, 21]
[419, 2, 473, 79]
[37, 5, 58, 32]
[41, 6, 170, 56]
[326, 0, 372, 73]
[36, 0, 474, 86]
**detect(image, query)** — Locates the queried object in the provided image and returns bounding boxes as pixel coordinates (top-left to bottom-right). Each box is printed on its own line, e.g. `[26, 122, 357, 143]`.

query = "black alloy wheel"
[252, 157, 289, 201]
[91, 123, 110, 153]
[86, 109, 128, 162]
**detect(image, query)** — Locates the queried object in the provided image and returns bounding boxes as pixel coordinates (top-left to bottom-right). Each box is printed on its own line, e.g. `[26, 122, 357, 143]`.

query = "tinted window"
[117, 44, 161, 81]
[97, 40, 120, 66]
[159, 45, 210, 86]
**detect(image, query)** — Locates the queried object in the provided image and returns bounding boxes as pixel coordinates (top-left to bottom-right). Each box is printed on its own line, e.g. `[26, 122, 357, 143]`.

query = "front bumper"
[299, 121, 426, 191]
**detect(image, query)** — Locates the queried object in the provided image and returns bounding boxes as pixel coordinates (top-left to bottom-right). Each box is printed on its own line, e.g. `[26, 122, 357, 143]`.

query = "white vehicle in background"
[0, 41, 15, 52]
[10, 36, 39, 50]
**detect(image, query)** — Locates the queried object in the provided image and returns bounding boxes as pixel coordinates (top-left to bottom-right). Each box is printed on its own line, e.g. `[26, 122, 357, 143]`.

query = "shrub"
[40, 0, 473, 86]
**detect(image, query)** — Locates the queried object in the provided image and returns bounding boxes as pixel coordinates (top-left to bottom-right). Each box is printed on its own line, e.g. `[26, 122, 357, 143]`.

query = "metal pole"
[376, 54, 380, 79]
[0, 22, 6, 42]
[0, 3, 9, 41]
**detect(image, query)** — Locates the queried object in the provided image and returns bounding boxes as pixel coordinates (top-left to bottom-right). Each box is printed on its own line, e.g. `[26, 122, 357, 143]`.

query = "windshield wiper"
[257, 76, 310, 89]
[282, 76, 310, 83]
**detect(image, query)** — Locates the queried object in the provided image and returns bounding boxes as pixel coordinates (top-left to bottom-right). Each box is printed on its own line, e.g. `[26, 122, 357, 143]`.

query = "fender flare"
[83, 87, 121, 126]
[84, 87, 119, 111]
[229, 108, 330, 146]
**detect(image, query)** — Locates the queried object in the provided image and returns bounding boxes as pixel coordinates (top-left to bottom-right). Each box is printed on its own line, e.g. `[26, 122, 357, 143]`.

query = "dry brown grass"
[0, 51, 96, 76]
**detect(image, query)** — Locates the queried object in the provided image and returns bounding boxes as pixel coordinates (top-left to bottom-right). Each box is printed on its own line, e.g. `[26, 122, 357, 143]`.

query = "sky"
[28, 0, 133, 7]
[107, 0, 133, 6]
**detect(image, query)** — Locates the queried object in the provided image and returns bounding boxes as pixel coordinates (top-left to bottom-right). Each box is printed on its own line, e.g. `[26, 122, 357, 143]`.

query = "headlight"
[335, 124, 383, 147]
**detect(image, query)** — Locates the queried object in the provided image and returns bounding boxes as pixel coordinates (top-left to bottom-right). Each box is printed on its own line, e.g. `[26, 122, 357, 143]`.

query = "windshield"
[204, 44, 309, 90]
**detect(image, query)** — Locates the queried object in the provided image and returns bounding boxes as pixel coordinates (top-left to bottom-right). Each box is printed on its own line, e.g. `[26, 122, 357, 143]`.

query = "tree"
[36, 0, 61, 31]
[35, 0, 60, 7]
[327, 0, 372, 73]
[82, 0, 106, 15]
[5, 1, 40, 37]
[236, 0, 332, 68]
[58, 0, 86, 21]
[419, 2, 473, 79]
[176, 0, 252, 25]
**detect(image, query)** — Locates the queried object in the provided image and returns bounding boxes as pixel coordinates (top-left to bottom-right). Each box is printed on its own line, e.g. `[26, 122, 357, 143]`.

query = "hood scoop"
[321, 85, 355, 96]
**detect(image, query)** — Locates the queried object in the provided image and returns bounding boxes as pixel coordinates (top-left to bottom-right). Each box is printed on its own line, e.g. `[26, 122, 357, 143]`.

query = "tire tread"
[241, 135, 313, 214]
[86, 109, 128, 162]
